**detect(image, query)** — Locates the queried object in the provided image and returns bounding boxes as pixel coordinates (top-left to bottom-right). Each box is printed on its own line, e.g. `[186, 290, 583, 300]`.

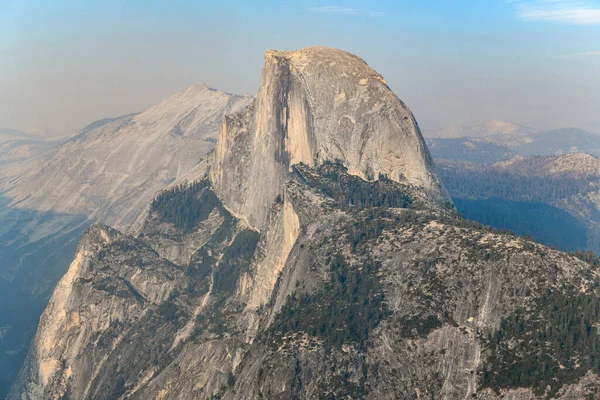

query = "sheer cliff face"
[210, 47, 451, 230]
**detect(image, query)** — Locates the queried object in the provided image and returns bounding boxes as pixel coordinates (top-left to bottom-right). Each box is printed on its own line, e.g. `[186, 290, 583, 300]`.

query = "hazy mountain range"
[0, 129, 62, 168]
[1, 84, 252, 230]
[425, 121, 600, 163]
[425, 119, 539, 144]
[424, 119, 600, 255]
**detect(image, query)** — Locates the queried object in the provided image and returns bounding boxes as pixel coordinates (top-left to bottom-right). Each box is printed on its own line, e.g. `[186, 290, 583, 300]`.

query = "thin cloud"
[308, 6, 384, 17]
[510, 0, 600, 25]
[583, 50, 600, 55]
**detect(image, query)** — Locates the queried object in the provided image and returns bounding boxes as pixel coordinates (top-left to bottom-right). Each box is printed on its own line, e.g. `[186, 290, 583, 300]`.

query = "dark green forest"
[439, 168, 596, 204]
[151, 179, 219, 233]
[483, 288, 600, 397]
[269, 255, 389, 349]
[295, 161, 414, 211]
[454, 198, 587, 252]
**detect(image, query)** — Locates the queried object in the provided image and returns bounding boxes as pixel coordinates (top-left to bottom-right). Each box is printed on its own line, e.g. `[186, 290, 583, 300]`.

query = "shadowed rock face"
[210, 46, 452, 230]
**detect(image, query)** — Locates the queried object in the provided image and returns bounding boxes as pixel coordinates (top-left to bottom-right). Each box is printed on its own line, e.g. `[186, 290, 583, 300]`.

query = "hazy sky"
[1, 0, 600, 133]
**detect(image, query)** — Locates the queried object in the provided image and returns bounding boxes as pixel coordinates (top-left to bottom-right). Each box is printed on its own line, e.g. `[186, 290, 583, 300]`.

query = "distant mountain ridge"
[426, 122, 600, 163]
[0, 83, 252, 230]
[426, 137, 517, 164]
[0, 129, 59, 168]
[517, 128, 600, 157]
[425, 120, 600, 251]
[493, 153, 600, 177]
[425, 119, 538, 141]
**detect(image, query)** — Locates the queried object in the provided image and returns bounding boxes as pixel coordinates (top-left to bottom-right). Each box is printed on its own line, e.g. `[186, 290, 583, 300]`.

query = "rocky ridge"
[492, 153, 600, 177]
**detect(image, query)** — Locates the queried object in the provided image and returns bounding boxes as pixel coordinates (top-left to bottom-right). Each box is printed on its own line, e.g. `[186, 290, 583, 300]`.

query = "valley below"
[434, 154, 600, 254]
[0, 198, 88, 398]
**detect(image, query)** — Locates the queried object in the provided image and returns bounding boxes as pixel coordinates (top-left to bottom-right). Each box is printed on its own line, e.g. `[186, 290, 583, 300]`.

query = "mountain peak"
[2, 85, 252, 229]
[182, 82, 212, 93]
[265, 46, 369, 64]
[210, 46, 452, 229]
[264, 46, 382, 85]
[484, 119, 522, 134]
[133, 83, 244, 131]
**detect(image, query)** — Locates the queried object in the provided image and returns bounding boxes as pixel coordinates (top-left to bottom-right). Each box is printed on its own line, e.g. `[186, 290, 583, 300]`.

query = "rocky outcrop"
[210, 46, 452, 230]
[12, 163, 600, 400]
[11, 224, 188, 399]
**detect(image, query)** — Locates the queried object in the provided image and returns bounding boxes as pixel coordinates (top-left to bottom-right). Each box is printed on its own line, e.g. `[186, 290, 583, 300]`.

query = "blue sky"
[1, 0, 599, 133]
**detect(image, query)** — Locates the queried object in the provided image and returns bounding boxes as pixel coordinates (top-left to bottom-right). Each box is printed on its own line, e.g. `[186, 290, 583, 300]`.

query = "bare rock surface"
[210, 46, 452, 230]
[13, 165, 600, 400]
[0, 129, 59, 168]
